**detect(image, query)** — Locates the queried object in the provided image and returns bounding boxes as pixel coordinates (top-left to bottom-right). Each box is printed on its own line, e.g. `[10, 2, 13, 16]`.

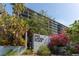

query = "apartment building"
[0, 3, 68, 34]
[20, 8, 67, 34]
[49, 19, 67, 34]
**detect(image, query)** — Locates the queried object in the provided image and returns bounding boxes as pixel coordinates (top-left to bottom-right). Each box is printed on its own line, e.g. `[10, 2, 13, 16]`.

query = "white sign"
[33, 34, 50, 52]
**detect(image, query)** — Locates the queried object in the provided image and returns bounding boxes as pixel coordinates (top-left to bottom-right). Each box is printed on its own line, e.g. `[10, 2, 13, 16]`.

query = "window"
[20, 12, 29, 17]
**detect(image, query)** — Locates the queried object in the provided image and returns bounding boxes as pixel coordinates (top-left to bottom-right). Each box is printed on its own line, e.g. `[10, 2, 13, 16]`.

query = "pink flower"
[49, 33, 70, 46]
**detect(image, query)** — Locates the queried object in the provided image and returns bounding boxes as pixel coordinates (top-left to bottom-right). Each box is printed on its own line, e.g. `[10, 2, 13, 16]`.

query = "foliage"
[66, 20, 79, 55]
[11, 3, 52, 35]
[67, 20, 79, 44]
[27, 11, 52, 35]
[12, 3, 51, 35]
[48, 33, 70, 55]
[0, 12, 28, 46]
[37, 45, 51, 56]
[49, 33, 70, 46]
[11, 3, 26, 16]
[22, 49, 32, 55]
[0, 3, 55, 46]
[62, 45, 75, 55]
[74, 43, 79, 54]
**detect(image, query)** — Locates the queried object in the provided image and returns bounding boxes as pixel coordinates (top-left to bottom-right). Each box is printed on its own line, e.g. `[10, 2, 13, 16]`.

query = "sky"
[5, 3, 79, 26]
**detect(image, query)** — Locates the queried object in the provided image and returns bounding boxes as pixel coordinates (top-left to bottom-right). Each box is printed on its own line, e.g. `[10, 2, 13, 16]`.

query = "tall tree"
[27, 10, 52, 35]
[0, 9, 28, 46]
[67, 20, 79, 44]
[11, 3, 26, 17]
[11, 3, 52, 35]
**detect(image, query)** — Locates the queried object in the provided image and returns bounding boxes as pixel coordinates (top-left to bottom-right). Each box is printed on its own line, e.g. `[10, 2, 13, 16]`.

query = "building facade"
[0, 4, 67, 34]
[21, 8, 67, 34]
[49, 19, 67, 34]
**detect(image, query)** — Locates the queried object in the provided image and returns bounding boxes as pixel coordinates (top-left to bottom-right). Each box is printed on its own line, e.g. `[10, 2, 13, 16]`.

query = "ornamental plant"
[0, 12, 28, 46]
[48, 33, 70, 55]
[49, 33, 70, 47]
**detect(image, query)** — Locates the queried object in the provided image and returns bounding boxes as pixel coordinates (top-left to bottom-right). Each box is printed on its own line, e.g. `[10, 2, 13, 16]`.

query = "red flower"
[49, 33, 70, 46]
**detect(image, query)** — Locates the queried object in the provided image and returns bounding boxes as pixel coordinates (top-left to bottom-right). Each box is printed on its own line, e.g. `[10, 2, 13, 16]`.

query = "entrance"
[27, 28, 33, 50]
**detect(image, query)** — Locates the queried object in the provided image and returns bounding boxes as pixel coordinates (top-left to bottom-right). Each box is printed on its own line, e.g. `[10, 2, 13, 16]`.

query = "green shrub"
[65, 46, 75, 55]
[22, 49, 32, 55]
[37, 45, 51, 56]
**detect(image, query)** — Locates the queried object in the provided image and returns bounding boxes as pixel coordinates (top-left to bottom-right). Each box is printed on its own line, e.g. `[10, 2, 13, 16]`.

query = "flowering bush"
[48, 33, 70, 55]
[49, 33, 70, 46]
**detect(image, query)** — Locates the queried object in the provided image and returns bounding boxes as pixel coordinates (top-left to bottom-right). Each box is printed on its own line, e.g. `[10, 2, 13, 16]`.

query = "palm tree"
[11, 3, 26, 17]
